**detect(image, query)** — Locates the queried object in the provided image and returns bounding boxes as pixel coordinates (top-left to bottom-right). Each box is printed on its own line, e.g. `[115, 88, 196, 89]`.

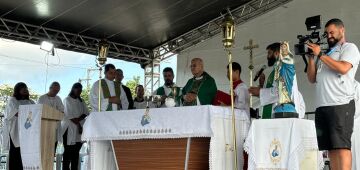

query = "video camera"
[294, 15, 328, 72]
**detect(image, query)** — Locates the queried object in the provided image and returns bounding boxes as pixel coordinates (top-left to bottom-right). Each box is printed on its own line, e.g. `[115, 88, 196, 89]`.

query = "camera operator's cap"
[306, 15, 321, 31]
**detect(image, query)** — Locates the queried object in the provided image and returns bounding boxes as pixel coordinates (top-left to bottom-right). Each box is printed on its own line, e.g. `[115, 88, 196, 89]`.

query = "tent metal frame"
[0, 17, 151, 64]
[0, 0, 292, 92]
[0, 0, 292, 65]
[154, 0, 293, 61]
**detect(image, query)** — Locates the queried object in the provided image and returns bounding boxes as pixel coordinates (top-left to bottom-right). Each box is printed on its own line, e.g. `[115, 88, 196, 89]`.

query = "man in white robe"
[89, 64, 121, 170]
[90, 64, 122, 112]
[227, 62, 250, 115]
[249, 42, 305, 118]
[37, 81, 64, 156]
[37, 81, 64, 112]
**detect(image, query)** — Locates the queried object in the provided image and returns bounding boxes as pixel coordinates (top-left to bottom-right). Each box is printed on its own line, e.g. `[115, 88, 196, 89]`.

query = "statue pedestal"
[274, 112, 299, 118]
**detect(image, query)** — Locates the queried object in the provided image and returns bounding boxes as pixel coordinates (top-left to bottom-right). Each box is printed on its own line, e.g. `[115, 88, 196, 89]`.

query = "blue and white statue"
[273, 42, 297, 114]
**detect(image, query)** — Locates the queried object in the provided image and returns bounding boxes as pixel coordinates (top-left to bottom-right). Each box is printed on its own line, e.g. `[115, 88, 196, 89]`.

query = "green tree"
[0, 84, 13, 118]
[80, 87, 91, 112]
[0, 84, 39, 115]
[125, 76, 141, 98]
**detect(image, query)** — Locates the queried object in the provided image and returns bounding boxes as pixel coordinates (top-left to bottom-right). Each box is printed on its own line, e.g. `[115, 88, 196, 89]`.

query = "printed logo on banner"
[269, 138, 282, 165]
[24, 111, 33, 129]
[141, 114, 151, 126]
[141, 108, 151, 126]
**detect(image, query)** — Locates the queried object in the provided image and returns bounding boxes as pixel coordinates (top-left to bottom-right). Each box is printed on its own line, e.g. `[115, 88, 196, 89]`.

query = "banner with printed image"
[19, 104, 42, 170]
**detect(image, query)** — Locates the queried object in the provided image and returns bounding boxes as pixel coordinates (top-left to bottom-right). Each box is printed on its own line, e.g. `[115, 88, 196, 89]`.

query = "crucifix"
[243, 39, 259, 107]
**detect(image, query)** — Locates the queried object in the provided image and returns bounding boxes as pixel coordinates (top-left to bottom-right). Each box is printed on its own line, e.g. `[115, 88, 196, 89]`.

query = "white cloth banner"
[19, 104, 42, 170]
[82, 105, 250, 170]
[244, 119, 324, 170]
[209, 107, 250, 170]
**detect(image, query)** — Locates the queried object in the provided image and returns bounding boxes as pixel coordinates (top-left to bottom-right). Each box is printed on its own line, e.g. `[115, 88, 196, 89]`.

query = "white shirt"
[60, 96, 89, 145]
[134, 100, 147, 110]
[316, 42, 360, 107]
[4, 97, 34, 147]
[234, 82, 250, 116]
[37, 94, 64, 112]
[90, 78, 117, 111]
[133, 98, 155, 109]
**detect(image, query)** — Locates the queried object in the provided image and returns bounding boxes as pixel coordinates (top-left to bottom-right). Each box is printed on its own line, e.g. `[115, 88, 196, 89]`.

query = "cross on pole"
[244, 39, 259, 107]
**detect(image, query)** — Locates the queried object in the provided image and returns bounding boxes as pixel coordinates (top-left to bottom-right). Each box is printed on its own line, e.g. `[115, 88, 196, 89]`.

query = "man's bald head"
[191, 58, 203, 64]
[190, 58, 204, 77]
[48, 81, 60, 97]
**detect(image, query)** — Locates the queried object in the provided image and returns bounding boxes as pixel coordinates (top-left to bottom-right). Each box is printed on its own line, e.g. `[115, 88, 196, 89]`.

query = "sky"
[0, 38, 177, 100]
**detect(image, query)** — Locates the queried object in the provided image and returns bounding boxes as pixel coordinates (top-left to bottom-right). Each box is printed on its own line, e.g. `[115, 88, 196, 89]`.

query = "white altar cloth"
[82, 105, 250, 170]
[82, 106, 213, 140]
[244, 119, 324, 170]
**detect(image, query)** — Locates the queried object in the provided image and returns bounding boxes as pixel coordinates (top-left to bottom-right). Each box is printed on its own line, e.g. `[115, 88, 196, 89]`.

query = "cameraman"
[307, 18, 360, 170]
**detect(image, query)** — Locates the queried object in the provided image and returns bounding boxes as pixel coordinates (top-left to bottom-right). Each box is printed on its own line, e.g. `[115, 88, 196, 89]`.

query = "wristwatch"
[317, 51, 324, 59]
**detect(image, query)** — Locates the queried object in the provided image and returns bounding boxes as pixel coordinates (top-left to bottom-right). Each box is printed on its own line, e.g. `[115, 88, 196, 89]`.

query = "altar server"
[4, 82, 35, 170]
[60, 83, 89, 170]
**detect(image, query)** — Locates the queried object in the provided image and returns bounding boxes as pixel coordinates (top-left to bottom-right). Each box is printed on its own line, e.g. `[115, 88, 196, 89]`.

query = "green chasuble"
[262, 69, 275, 119]
[156, 85, 181, 97]
[155, 85, 181, 105]
[181, 72, 217, 106]
[100, 79, 121, 111]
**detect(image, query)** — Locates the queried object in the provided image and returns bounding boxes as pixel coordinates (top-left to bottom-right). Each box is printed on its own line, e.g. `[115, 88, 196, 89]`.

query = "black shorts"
[315, 100, 355, 150]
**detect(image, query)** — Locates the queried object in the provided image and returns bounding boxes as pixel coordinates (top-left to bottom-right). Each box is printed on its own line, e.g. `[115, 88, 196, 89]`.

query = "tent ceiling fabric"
[0, 0, 248, 49]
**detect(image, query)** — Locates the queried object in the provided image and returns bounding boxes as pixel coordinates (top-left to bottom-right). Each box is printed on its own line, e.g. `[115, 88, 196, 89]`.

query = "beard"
[165, 80, 173, 86]
[267, 56, 277, 67]
[327, 34, 342, 48]
[327, 37, 339, 48]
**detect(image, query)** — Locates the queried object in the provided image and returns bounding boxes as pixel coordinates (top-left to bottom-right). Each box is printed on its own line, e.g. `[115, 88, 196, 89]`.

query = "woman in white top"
[4, 82, 35, 170]
[60, 83, 89, 170]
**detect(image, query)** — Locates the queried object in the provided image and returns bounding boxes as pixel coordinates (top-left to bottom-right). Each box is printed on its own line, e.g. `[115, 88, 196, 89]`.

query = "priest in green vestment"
[153, 67, 181, 107]
[89, 64, 121, 169]
[90, 64, 122, 111]
[182, 58, 217, 106]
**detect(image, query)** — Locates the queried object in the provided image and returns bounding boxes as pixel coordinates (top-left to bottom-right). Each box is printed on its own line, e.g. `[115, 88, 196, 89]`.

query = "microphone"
[253, 65, 267, 81]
